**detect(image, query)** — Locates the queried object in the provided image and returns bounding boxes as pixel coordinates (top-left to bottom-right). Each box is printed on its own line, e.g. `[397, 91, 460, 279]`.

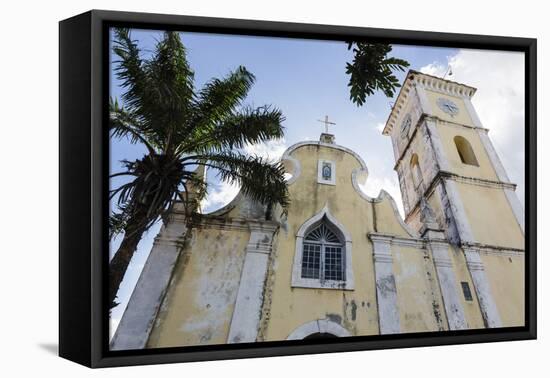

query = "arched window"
[454, 136, 479, 166]
[410, 153, 423, 193]
[292, 205, 354, 290]
[301, 219, 345, 281]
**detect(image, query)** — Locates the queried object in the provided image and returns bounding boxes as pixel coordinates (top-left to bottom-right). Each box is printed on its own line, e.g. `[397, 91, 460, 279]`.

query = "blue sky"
[109, 28, 525, 338]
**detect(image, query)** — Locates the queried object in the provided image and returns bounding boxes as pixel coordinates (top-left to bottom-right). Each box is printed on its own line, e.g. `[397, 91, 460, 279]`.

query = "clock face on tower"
[436, 97, 460, 117]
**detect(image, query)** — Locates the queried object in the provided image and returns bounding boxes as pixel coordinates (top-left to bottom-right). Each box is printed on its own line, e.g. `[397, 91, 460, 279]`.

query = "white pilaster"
[415, 83, 433, 115]
[371, 235, 400, 334]
[110, 218, 188, 351]
[227, 221, 278, 343]
[442, 180, 475, 244]
[504, 188, 525, 234]
[425, 119, 451, 171]
[463, 98, 484, 129]
[428, 240, 468, 330]
[477, 128, 524, 234]
[463, 247, 502, 328]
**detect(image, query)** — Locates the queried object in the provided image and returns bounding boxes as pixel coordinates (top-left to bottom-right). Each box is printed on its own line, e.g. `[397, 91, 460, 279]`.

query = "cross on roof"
[317, 115, 336, 134]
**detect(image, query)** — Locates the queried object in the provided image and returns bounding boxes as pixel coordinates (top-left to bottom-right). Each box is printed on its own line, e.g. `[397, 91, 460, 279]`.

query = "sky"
[108, 28, 525, 339]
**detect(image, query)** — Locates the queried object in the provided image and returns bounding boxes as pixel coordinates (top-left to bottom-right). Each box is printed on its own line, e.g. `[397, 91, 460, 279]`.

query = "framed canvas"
[59, 9, 536, 368]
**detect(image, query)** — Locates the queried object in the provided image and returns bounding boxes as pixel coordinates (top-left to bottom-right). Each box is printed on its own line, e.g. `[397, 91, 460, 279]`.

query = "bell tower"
[383, 70, 524, 249]
[382, 70, 525, 329]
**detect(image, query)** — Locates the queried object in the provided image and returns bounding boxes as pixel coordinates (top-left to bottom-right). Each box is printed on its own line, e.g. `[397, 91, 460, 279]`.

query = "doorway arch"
[287, 318, 352, 340]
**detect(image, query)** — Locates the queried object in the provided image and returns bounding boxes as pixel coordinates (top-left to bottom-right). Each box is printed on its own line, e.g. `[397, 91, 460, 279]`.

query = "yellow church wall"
[435, 122, 499, 181]
[425, 90, 474, 127]
[374, 196, 415, 238]
[263, 144, 380, 340]
[448, 245, 486, 329]
[456, 182, 524, 249]
[480, 253, 525, 327]
[147, 226, 250, 348]
[392, 245, 446, 333]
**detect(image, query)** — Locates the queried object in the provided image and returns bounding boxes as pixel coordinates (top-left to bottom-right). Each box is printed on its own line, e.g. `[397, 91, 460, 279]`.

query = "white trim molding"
[370, 234, 401, 334]
[110, 218, 188, 351]
[463, 247, 502, 328]
[424, 118, 451, 172]
[281, 140, 368, 171]
[291, 204, 354, 290]
[441, 179, 475, 244]
[287, 318, 352, 340]
[476, 128, 524, 235]
[281, 155, 301, 185]
[427, 240, 468, 330]
[227, 221, 279, 343]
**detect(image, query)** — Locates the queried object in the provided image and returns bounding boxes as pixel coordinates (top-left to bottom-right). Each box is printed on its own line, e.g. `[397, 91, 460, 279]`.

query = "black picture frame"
[59, 9, 537, 368]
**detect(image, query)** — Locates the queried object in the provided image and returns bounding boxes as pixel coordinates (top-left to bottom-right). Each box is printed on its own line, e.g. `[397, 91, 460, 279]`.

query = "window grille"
[302, 221, 345, 282]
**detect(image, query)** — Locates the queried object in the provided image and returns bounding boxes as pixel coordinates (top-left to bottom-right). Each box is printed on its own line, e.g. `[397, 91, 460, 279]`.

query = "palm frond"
[180, 105, 285, 155]
[146, 31, 195, 151]
[112, 28, 149, 114]
[188, 152, 289, 214]
[189, 66, 255, 132]
[109, 97, 159, 154]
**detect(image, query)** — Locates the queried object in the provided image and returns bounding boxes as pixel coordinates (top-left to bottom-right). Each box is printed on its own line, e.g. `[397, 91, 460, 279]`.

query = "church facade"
[111, 71, 525, 350]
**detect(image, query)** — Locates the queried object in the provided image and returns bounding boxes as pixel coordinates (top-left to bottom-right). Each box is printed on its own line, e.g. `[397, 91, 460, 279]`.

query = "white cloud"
[420, 49, 525, 206]
[420, 61, 447, 77]
[359, 174, 404, 218]
[375, 122, 386, 133]
[243, 138, 287, 162]
[201, 180, 240, 213]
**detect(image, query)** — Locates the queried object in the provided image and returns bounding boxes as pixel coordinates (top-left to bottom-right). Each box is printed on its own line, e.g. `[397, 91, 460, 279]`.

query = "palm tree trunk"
[109, 208, 148, 309]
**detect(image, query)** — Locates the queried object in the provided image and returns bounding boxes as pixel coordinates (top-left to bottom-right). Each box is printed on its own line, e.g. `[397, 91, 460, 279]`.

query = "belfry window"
[454, 136, 479, 166]
[301, 220, 345, 281]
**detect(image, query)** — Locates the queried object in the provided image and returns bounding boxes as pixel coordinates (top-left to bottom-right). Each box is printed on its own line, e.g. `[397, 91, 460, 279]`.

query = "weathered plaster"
[111, 215, 188, 351]
[463, 247, 502, 328]
[146, 221, 250, 348]
[441, 179, 475, 244]
[427, 240, 468, 330]
[414, 82, 433, 115]
[370, 234, 400, 334]
[227, 221, 279, 343]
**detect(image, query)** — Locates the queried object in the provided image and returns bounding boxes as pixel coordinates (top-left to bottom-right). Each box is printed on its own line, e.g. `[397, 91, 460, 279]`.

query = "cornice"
[383, 70, 477, 135]
[404, 171, 518, 222]
[393, 115, 489, 171]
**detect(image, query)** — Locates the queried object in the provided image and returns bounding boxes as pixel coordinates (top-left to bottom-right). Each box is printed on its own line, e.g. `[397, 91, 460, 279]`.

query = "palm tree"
[109, 29, 289, 309]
